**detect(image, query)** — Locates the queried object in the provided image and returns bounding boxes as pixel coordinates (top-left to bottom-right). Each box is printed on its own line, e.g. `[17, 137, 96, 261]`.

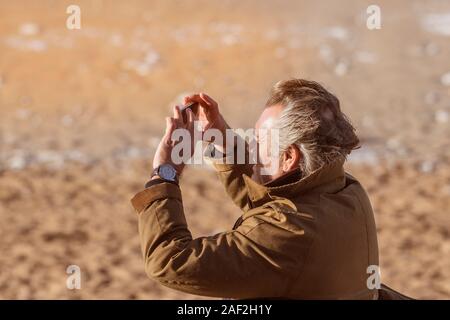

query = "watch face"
[158, 164, 177, 181]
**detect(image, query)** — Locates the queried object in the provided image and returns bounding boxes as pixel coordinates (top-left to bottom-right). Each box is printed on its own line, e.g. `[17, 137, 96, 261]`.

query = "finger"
[173, 105, 182, 120]
[173, 105, 186, 128]
[200, 92, 218, 108]
[198, 93, 219, 117]
[186, 108, 195, 131]
[184, 93, 209, 109]
[186, 109, 196, 156]
[184, 93, 218, 119]
[164, 117, 172, 134]
[183, 94, 200, 105]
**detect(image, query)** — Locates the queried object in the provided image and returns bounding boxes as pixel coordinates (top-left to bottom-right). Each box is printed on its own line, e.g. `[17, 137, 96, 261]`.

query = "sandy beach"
[0, 0, 449, 299]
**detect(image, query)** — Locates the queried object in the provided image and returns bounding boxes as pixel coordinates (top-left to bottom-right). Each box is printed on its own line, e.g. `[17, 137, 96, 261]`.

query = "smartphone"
[180, 101, 199, 122]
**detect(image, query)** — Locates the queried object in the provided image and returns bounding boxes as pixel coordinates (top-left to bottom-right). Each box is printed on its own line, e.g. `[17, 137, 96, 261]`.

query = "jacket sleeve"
[207, 142, 254, 212]
[131, 183, 294, 299]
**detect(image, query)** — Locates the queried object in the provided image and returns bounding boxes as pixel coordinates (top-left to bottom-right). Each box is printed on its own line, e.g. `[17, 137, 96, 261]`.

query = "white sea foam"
[440, 71, 450, 86]
[5, 36, 47, 52]
[19, 23, 40, 36]
[435, 110, 449, 124]
[347, 146, 380, 165]
[324, 26, 349, 41]
[421, 13, 450, 36]
[354, 51, 378, 64]
[122, 49, 160, 76]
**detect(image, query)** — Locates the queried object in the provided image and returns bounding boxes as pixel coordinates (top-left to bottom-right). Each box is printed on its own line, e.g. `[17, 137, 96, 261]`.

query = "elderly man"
[131, 79, 380, 299]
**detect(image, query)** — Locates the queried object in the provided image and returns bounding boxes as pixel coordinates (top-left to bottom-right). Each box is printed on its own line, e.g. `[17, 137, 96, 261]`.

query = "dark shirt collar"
[264, 168, 303, 187]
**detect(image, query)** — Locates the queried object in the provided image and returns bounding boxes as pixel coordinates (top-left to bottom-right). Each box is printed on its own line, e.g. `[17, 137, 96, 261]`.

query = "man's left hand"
[152, 105, 195, 177]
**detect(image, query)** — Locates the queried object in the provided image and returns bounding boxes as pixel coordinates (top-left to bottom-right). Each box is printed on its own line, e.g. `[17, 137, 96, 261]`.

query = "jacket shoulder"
[240, 198, 316, 235]
[234, 199, 315, 273]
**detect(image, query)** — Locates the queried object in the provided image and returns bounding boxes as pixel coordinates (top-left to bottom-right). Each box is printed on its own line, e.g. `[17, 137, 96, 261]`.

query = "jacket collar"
[243, 158, 346, 207]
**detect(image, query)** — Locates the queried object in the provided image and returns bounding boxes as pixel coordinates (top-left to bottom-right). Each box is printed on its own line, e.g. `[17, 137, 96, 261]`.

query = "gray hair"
[267, 79, 360, 176]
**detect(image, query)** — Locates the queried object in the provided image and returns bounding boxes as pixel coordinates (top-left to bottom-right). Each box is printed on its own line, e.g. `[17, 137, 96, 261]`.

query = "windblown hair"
[266, 79, 360, 176]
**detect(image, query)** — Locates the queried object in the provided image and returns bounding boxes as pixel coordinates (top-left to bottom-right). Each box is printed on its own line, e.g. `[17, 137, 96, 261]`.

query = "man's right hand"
[183, 93, 231, 155]
[183, 93, 228, 136]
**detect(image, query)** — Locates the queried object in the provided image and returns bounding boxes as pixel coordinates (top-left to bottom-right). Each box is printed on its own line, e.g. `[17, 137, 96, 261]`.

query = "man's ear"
[282, 144, 302, 172]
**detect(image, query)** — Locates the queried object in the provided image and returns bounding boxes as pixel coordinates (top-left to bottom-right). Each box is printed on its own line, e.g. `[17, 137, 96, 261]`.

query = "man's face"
[252, 104, 284, 184]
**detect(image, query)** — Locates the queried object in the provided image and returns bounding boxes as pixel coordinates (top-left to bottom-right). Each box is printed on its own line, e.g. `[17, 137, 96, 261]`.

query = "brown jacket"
[131, 157, 379, 299]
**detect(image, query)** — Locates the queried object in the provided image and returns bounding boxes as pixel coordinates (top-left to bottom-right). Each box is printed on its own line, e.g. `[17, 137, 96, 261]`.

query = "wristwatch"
[151, 163, 179, 183]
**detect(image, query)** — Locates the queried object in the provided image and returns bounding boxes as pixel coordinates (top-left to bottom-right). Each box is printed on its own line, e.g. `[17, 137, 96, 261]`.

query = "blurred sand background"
[0, 0, 449, 299]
